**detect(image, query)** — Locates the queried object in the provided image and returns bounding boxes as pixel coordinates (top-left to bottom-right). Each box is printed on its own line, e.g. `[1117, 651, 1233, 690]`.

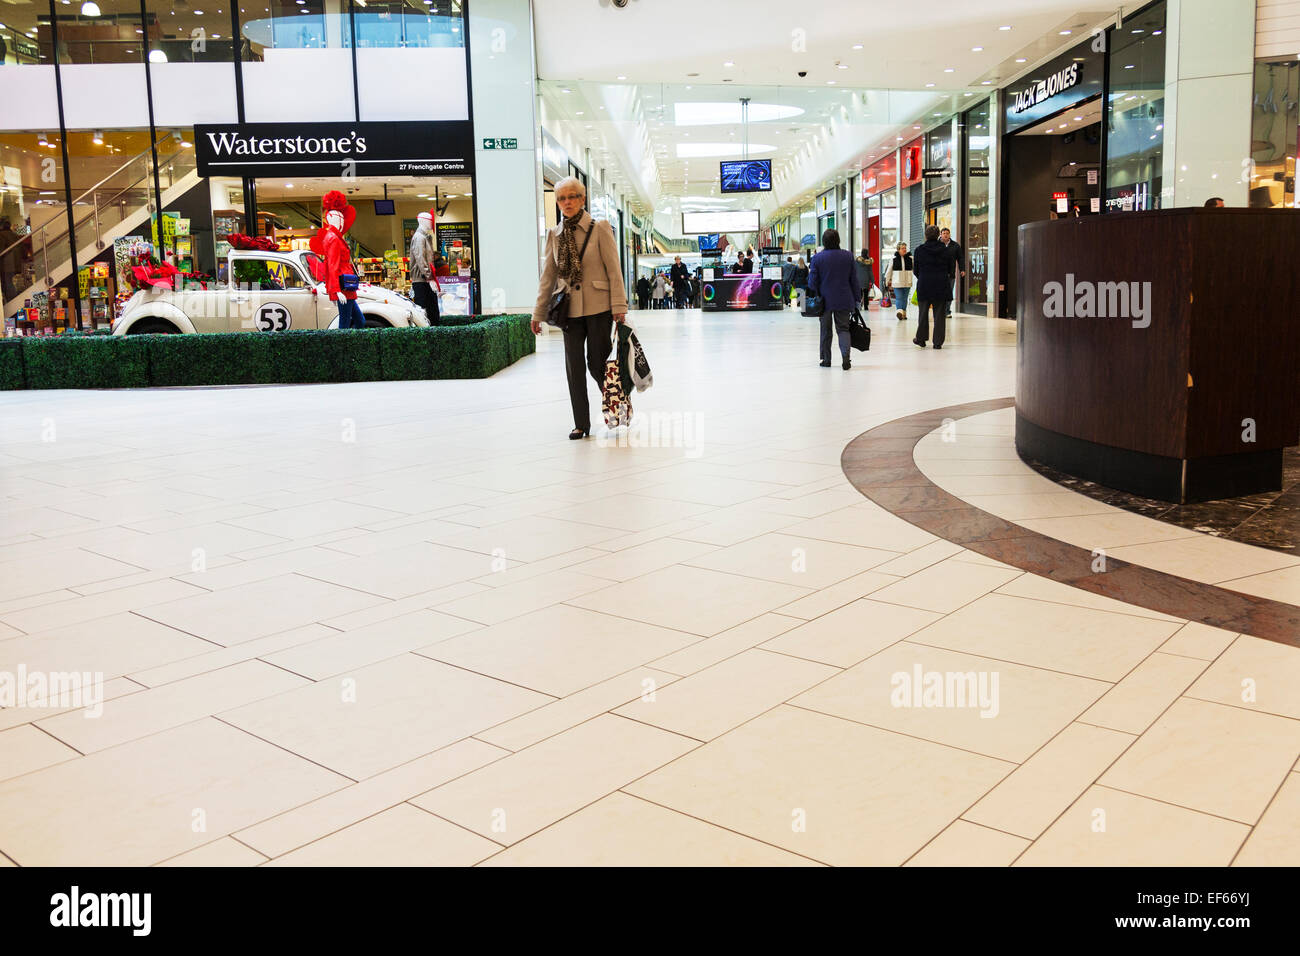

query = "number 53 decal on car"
[255, 303, 291, 332]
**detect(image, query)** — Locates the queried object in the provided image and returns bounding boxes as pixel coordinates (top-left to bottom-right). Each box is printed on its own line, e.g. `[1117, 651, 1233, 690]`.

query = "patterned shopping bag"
[602, 357, 632, 428]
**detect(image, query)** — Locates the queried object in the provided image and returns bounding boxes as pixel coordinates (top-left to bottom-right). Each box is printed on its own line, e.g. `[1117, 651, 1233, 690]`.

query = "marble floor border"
[841, 398, 1300, 648]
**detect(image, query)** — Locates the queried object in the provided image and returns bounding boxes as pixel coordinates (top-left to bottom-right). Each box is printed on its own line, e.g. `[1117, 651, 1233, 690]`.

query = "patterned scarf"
[556, 212, 586, 289]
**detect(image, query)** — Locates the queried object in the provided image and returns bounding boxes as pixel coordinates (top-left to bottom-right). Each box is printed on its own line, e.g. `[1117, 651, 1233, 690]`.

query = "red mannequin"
[310, 190, 363, 329]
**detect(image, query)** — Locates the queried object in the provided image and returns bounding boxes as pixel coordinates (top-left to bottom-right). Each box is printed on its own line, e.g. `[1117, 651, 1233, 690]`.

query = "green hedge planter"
[0, 314, 534, 390]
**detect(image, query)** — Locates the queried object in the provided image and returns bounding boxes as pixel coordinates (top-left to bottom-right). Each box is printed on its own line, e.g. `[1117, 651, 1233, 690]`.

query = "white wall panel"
[1257, 0, 1300, 58]
[356, 49, 468, 121]
[242, 50, 355, 122]
[60, 65, 150, 129]
[0, 67, 59, 132]
[150, 62, 239, 127]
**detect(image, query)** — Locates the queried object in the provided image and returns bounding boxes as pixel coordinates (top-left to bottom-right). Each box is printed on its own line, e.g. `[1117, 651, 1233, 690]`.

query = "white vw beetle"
[113, 249, 427, 335]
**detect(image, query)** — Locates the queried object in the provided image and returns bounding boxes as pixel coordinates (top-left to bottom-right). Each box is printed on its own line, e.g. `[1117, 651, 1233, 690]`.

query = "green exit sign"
[482, 138, 518, 150]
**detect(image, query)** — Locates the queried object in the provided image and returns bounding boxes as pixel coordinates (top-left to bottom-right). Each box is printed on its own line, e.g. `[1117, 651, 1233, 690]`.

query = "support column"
[1161, 0, 1257, 207]
[466, 0, 544, 313]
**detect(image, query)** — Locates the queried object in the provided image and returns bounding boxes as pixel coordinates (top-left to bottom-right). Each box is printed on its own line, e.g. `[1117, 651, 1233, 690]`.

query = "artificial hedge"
[1, 314, 534, 390]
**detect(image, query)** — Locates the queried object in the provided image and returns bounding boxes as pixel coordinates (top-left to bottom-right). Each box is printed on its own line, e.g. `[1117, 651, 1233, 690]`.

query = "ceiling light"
[149, 48, 167, 62]
[971, 46, 983, 52]
[981, 80, 992, 85]
[943, 68, 954, 73]
[617, 75, 626, 80]
[285, 183, 293, 188]
[92, 130, 103, 144]
[1015, 57, 1027, 63]
[1124, 64, 1135, 69]
[723, 60, 734, 67]
[561, 88, 572, 93]
[999, 25, 1011, 31]
[37, 132, 48, 145]
[826, 80, 836, 85]
[193, 7, 203, 12]
[1059, 30, 1071, 35]
[852, 43, 863, 50]
[80, 0, 101, 15]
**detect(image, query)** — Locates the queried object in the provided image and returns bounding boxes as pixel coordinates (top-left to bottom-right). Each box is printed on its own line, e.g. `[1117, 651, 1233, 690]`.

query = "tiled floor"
[0, 306, 1297, 866]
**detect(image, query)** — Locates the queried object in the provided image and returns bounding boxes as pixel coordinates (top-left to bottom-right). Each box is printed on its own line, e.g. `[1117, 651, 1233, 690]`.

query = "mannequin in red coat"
[311, 190, 364, 329]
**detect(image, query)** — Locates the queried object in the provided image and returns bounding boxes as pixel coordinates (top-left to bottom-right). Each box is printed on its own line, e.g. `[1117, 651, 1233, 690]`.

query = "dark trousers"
[562, 310, 614, 432]
[916, 298, 949, 347]
[336, 297, 365, 329]
[861, 287, 872, 309]
[412, 281, 440, 325]
[819, 309, 852, 363]
[637, 294, 650, 310]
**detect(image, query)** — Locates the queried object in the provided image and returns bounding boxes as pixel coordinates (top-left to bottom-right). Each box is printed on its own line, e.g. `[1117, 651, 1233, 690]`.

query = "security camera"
[798, 71, 807, 78]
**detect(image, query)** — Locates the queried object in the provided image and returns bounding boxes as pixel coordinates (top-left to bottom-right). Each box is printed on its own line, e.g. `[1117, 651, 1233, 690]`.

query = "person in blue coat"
[913, 225, 951, 349]
[807, 228, 862, 370]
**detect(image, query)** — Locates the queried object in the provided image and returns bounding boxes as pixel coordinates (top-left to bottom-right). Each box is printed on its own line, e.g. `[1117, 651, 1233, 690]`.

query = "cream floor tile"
[780, 504, 938, 553]
[172, 546, 363, 592]
[56, 488, 222, 524]
[541, 495, 713, 533]
[308, 517, 473, 557]
[950, 550, 1018, 570]
[470, 547, 609, 587]
[1159, 622, 1239, 660]
[36, 660, 309, 753]
[963, 722, 1136, 839]
[870, 540, 967, 577]
[745, 487, 869, 518]
[476, 667, 681, 752]
[156, 838, 268, 867]
[220, 654, 550, 780]
[994, 574, 1184, 623]
[615, 649, 837, 740]
[637, 474, 789, 507]
[265, 803, 499, 866]
[1080, 653, 1209, 734]
[929, 475, 1061, 497]
[411, 715, 698, 846]
[431, 569, 613, 627]
[82, 523, 287, 573]
[426, 515, 620, 564]
[961, 492, 1117, 521]
[0, 726, 80, 782]
[569, 564, 811, 637]
[626, 705, 1013, 866]
[0, 578, 208, 635]
[235, 739, 507, 858]
[136, 573, 386, 647]
[1107, 536, 1300, 586]
[907, 593, 1179, 682]
[762, 599, 943, 668]
[869, 558, 1022, 615]
[1100, 698, 1300, 824]
[580, 519, 708, 553]
[0, 612, 216, 681]
[0, 677, 144, 732]
[0, 548, 144, 603]
[566, 537, 720, 583]
[225, 500, 406, 540]
[919, 458, 1043, 477]
[1015, 786, 1248, 866]
[1017, 512, 1201, 550]
[302, 542, 498, 600]
[122, 502, 272, 535]
[0, 506, 103, 538]
[265, 610, 480, 681]
[670, 506, 805, 547]
[774, 570, 903, 620]
[1217, 564, 1300, 603]
[128, 624, 333, 688]
[684, 533, 898, 589]
[1232, 773, 1300, 866]
[904, 820, 1030, 866]
[417, 604, 693, 697]
[0, 718, 348, 866]
[73, 563, 244, 597]
[794, 641, 1108, 763]
[480, 792, 821, 867]
[1185, 635, 1300, 720]
[443, 465, 596, 495]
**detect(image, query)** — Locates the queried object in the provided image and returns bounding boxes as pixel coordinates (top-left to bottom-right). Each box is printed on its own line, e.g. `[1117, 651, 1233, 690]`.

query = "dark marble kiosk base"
[1016, 413, 1285, 504]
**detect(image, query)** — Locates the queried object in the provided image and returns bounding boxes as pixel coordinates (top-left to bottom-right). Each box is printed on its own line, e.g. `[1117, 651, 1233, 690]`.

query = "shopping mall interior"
[0, 0, 1297, 897]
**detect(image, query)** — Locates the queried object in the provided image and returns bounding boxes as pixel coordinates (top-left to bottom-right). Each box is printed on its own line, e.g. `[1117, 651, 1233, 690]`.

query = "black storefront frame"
[34, 0, 478, 325]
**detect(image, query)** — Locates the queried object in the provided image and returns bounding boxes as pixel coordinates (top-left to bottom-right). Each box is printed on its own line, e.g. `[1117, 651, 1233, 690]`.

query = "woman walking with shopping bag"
[531, 176, 628, 440]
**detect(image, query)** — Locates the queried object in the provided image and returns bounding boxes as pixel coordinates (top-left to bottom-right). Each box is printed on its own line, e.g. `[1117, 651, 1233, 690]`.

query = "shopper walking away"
[940, 227, 964, 303]
[652, 272, 666, 309]
[530, 176, 629, 440]
[792, 256, 809, 309]
[635, 275, 651, 311]
[888, 242, 914, 321]
[854, 249, 875, 310]
[407, 210, 441, 325]
[807, 228, 862, 370]
[913, 226, 951, 349]
[669, 255, 689, 308]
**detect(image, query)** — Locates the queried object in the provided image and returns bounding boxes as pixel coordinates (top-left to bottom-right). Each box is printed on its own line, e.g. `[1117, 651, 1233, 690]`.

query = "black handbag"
[801, 292, 825, 317]
[545, 222, 596, 330]
[849, 309, 871, 351]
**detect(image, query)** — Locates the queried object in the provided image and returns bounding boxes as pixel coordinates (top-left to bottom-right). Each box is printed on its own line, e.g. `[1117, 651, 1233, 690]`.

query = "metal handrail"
[0, 135, 186, 271]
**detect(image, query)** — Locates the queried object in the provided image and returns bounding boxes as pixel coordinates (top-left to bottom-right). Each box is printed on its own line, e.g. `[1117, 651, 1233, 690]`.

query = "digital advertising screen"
[682, 210, 760, 235]
[697, 233, 721, 251]
[720, 159, 772, 193]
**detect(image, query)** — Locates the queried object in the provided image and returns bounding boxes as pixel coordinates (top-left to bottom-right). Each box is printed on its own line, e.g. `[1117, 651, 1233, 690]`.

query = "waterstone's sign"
[195, 121, 475, 178]
[1012, 63, 1082, 114]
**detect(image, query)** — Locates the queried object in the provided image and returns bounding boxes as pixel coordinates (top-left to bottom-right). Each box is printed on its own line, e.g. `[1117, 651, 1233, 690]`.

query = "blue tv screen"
[720, 159, 772, 193]
[697, 233, 720, 250]
[373, 199, 396, 215]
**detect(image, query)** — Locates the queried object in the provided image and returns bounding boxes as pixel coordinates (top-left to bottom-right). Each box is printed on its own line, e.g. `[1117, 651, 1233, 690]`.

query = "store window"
[963, 100, 991, 307]
[1249, 60, 1298, 207]
[355, 0, 463, 48]
[52, 0, 146, 65]
[0, 4, 47, 64]
[140, 0, 237, 64]
[924, 122, 954, 218]
[1105, 0, 1166, 211]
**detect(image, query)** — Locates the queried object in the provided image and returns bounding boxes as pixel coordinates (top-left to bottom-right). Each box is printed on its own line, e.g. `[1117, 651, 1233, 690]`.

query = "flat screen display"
[720, 159, 772, 193]
[373, 199, 396, 215]
[697, 233, 720, 250]
[682, 210, 760, 235]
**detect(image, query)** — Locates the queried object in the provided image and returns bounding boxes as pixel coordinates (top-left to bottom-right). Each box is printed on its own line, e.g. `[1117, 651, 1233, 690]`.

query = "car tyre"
[126, 318, 181, 334]
[363, 314, 392, 329]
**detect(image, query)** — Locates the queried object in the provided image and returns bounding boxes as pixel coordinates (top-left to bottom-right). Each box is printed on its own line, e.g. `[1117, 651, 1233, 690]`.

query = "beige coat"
[532, 211, 629, 323]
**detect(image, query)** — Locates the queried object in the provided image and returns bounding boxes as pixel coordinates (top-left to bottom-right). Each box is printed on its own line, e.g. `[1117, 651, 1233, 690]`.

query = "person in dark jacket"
[853, 249, 875, 310]
[791, 257, 809, 308]
[669, 256, 690, 308]
[940, 227, 964, 301]
[913, 225, 951, 349]
[781, 256, 796, 308]
[807, 228, 862, 370]
[635, 275, 651, 311]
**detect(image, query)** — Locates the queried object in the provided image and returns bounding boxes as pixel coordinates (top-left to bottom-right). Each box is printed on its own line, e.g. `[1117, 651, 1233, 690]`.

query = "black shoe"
[842, 357, 851, 370]
[819, 361, 831, 367]
[913, 339, 926, 348]
[569, 428, 589, 440]
[933, 345, 942, 350]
